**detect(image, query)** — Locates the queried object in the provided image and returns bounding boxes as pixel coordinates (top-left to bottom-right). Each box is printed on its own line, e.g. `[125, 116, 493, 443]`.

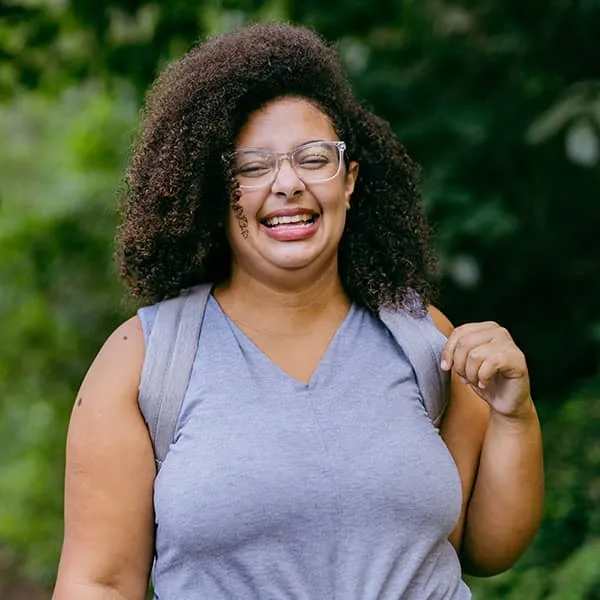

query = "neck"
[214, 261, 350, 334]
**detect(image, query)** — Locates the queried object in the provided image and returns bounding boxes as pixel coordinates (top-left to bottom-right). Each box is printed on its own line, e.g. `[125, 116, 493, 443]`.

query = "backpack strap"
[138, 284, 212, 469]
[378, 307, 450, 426]
[138, 288, 450, 469]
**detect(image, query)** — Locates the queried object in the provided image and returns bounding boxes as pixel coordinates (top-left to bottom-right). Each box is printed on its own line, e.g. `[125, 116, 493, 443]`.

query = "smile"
[262, 214, 318, 227]
[259, 211, 321, 241]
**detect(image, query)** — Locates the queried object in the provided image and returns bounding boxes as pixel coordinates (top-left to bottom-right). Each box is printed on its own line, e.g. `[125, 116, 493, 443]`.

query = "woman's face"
[226, 97, 358, 285]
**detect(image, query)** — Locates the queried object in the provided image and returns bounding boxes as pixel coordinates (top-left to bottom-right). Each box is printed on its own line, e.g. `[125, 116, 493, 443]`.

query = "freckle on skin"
[123, 336, 128, 340]
[77, 397, 83, 407]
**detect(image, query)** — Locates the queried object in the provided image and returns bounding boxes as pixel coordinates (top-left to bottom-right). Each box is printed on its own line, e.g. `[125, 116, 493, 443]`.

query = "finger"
[442, 321, 512, 371]
[464, 344, 490, 385]
[477, 348, 527, 387]
[442, 324, 498, 373]
[441, 321, 500, 370]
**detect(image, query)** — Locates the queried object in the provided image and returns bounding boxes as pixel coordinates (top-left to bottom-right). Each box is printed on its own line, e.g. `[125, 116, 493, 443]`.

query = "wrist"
[490, 396, 537, 428]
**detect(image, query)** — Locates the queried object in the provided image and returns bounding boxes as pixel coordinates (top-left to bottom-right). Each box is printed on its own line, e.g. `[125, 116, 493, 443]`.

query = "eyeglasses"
[224, 140, 347, 189]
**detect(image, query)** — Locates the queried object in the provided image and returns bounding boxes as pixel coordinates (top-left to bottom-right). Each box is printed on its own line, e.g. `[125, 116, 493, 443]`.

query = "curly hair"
[116, 21, 437, 312]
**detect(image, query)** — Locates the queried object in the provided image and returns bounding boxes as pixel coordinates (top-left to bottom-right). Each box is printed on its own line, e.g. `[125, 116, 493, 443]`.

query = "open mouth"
[261, 213, 320, 228]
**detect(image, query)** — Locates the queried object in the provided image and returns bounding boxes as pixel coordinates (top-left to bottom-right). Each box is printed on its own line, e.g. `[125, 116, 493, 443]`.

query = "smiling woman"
[223, 97, 358, 281]
[52, 21, 543, 600]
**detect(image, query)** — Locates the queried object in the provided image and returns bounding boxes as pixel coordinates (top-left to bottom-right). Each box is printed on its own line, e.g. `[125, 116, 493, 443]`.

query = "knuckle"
[469, 345, 486, 360]
[490, 349, 506, 364]
[510, 348, 527, 367]
[454, 337, 466, 353]
[498, 326, 512, 339]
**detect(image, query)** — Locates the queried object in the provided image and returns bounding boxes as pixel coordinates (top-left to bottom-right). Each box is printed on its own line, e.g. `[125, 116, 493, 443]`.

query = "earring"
[345, 201, 351, 210]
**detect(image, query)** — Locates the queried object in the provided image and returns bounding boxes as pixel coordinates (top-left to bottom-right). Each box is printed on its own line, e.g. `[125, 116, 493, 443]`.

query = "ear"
[344, 161, 359, 204]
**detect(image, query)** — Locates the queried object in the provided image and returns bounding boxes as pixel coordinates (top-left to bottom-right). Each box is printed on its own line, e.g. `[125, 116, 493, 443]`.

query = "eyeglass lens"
[233, 142, 342, 187]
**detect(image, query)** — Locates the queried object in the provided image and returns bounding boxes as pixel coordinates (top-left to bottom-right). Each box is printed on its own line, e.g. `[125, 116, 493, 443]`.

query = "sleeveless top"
[138, 296, 471, 600]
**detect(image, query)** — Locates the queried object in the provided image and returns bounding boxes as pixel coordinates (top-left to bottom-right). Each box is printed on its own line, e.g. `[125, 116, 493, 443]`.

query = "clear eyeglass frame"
[223, 140, 347, 189]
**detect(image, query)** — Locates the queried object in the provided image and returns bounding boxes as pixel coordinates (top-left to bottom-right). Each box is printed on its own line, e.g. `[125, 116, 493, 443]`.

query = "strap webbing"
[138, 286, 449, 470]
[138, 284, 212, 467]
[379, 307, 450, 426]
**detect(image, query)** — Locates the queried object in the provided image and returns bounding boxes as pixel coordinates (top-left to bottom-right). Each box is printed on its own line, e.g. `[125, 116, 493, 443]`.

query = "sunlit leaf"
[565, 118, 599, 167]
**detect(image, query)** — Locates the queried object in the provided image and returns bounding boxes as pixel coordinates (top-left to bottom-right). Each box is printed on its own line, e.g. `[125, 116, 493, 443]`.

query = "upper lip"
[260, 207, 320, 221]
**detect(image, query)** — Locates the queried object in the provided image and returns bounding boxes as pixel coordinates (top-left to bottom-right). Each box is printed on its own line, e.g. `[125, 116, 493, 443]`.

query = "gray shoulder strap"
[138, 284, 212, 468]
[139, 289, 449, 468]
[378, 307, 450, 426]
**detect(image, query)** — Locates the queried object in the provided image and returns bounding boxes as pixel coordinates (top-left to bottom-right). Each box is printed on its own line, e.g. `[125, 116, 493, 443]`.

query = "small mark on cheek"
[123, 336, 128, 340]
[77, 397, 83, 407]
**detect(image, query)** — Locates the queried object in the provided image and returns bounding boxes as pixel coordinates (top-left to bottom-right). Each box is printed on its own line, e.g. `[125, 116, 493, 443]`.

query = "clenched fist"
[441, 321, 533, 420]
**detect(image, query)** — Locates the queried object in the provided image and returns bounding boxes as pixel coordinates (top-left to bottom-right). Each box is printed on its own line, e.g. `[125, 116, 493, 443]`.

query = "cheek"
[321, 187, 348, 215]
[233, 190, 263, 217]
[231, 204, 249, 239]
[229, 193, 259, 240]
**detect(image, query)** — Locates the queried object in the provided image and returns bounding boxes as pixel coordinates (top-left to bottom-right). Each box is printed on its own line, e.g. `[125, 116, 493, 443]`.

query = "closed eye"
[297, 156, 331, 168]
[236, 163, 271, 176]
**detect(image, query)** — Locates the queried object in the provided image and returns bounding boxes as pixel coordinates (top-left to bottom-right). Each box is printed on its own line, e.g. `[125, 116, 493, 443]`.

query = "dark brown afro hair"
[116, 21, 437, 312]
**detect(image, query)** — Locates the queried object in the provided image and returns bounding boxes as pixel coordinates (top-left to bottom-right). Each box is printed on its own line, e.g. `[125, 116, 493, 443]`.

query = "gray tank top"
[138, 296, 471, 599]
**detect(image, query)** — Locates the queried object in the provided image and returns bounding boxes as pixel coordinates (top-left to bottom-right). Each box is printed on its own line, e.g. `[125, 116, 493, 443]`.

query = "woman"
[53, 22, 543, 600]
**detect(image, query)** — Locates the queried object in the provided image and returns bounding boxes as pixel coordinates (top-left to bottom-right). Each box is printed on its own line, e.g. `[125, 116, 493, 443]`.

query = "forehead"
[235, 97, 338, 150]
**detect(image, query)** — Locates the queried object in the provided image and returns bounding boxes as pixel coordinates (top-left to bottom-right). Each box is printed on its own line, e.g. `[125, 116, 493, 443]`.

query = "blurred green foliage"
[1, 0, 599, 597]
[0, 85, 138, 588]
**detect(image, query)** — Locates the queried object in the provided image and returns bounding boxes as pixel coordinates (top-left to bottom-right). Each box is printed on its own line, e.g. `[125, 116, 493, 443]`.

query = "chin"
[264, 247, 332, 272]
[270, 256, 321, 271]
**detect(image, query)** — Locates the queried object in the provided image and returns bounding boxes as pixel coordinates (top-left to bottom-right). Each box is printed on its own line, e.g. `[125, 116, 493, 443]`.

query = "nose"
[270, 157, 305, 197]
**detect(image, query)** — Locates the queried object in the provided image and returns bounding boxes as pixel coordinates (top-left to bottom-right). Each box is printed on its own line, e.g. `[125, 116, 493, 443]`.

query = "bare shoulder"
[54, 316, 155, 599]
[65, 315, 150, 459]
[427, 305, 490, 552]
[76, 315, 145, 403]
[427, 304, 453, 336]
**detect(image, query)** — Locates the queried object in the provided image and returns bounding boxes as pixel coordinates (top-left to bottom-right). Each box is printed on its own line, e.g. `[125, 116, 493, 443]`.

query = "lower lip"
[261, 218, 320, 241]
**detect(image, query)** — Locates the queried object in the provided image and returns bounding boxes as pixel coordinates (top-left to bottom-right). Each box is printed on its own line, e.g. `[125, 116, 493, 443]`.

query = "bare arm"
[461, 394, 543, 575]
[53, 316, 156, 600]
[430, 306, 544, 576]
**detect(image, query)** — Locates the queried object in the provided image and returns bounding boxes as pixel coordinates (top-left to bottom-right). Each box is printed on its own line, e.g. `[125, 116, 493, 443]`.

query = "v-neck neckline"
[210, 295, 356, 390]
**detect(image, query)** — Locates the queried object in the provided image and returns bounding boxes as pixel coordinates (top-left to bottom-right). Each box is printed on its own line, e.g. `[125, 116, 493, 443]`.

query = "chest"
[153, 301, 462, 553]
[216, 300, 351, 385]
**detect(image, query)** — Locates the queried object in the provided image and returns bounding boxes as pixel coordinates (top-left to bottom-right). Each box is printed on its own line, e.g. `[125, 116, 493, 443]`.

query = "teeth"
[264, 214, 314, 227]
